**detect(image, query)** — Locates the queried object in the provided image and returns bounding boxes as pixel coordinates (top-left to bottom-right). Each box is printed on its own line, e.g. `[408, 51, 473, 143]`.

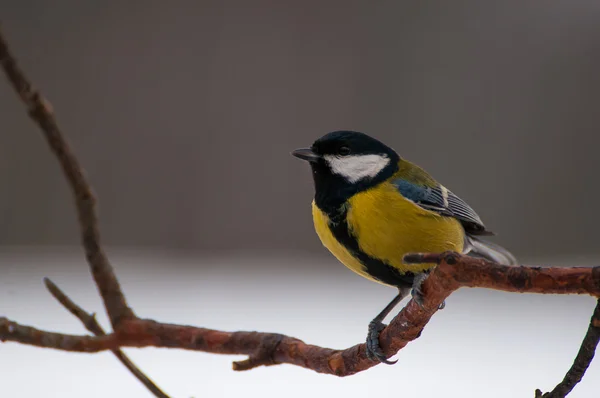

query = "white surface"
[0, 248, 598, 397]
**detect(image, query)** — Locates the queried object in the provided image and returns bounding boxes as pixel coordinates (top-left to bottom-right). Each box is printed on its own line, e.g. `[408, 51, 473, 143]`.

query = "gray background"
[2, 1, 600, 260]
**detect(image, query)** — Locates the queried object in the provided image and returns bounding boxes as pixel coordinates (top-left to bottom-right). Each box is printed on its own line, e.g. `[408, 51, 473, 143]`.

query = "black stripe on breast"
[326, 207, 415, 289]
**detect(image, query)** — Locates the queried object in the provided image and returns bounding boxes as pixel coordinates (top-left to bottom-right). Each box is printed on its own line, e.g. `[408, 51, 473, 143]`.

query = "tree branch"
[43, 278, 170, 398]
[535, 299, 600, 398]
[0, 25, 133, 328]
[1, 253, 599, 379]
[0, 23, 599, 398]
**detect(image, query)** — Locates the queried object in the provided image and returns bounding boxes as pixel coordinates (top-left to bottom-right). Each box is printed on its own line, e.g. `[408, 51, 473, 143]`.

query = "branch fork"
[233, 333, 285, 371]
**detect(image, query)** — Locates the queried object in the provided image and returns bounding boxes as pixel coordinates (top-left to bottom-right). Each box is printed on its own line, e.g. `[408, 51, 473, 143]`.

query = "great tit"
[292, 130, 517, 364]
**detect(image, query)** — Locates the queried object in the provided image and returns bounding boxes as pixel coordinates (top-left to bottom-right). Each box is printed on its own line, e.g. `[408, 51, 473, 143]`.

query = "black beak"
[291, 147, 321, 163]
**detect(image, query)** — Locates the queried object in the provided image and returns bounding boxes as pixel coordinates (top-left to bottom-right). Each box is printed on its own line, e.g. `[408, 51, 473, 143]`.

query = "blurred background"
[1, 1, 600, 397]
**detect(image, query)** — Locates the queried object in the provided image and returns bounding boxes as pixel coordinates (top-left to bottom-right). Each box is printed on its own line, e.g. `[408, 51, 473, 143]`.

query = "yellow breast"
[311, 181, 465, 285]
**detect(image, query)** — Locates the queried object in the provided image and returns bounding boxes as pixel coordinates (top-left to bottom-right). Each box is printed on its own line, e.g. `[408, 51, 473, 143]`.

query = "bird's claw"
[366, 320, 397, 364]
[411, 273, 446, 310]
[411, 274, 427, 309]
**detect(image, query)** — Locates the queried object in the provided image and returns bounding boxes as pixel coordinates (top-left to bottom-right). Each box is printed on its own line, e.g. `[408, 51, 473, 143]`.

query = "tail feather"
[465, 235, 518, 266]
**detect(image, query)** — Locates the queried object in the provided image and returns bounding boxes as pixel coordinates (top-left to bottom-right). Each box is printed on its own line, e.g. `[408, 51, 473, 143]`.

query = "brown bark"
[1, 253, 598, 378]
[536, 299, 600, 398]
[0, 23, 133, 328]
[44, 278, 170, 398]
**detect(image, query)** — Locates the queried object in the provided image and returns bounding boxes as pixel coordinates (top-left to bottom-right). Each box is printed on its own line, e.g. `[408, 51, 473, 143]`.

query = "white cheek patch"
[324, 154, 390, 183]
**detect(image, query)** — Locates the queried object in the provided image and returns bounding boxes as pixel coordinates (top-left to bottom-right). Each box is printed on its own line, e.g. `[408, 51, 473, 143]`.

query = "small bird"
[291, 130, 517, 364]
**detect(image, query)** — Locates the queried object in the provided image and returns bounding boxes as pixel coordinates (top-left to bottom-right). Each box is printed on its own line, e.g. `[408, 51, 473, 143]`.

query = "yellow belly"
[311, 182, 465, 285]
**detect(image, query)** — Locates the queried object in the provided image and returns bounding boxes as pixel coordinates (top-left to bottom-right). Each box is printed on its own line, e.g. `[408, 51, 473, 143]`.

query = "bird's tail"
[465, 235, 518, 265]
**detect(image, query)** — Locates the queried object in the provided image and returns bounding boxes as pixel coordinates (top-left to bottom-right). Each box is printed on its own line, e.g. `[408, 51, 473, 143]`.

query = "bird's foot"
[411, 273, 445, 310]
[411, 273, 428, 308]
[366, 319, 397, 364]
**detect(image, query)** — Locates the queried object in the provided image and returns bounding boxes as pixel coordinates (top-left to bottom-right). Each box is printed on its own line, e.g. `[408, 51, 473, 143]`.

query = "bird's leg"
[411, 272, 445, 310]
[366, 287, 410, 364]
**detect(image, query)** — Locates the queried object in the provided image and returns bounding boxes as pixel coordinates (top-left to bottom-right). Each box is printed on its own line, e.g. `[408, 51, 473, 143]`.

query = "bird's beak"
[291, 147, 321, 163]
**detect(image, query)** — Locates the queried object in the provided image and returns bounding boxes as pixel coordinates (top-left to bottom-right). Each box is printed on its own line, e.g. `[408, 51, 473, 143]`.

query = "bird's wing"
[391, 161, 492, 235]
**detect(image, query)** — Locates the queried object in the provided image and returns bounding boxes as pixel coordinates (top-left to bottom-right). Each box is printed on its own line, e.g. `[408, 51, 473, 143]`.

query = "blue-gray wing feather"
[392, 179, 492, 235]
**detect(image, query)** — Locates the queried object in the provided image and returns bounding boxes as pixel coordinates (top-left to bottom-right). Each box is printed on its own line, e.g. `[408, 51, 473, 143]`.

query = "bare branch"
[44, 278, 170, 398]
[0, 316, 116, 351]
[0, 25, 133, 327]
[1, 254, 599, 380]
[403, 252, 600, 295]
[536, 299, 600, 398]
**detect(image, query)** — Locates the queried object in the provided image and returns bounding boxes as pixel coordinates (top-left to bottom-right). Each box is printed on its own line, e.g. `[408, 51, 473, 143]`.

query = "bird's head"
[292, 131, 400, 210]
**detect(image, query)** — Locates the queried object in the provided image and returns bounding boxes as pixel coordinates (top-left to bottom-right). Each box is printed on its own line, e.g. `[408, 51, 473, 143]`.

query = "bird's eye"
[338, 146, 351, 156]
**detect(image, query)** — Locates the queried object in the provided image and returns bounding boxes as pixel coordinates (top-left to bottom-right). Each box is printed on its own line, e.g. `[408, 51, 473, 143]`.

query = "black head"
[292, 131, 400, 214]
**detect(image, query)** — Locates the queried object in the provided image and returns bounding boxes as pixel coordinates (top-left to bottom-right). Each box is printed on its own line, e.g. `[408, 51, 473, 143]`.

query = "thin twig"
[0, 25, 133, 327]
[43, 278, 170, 398]
[536, 299, 600, 398]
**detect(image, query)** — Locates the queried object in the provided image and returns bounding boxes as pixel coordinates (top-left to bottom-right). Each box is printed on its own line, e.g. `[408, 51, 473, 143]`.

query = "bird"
[291, 130, 517, 364]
